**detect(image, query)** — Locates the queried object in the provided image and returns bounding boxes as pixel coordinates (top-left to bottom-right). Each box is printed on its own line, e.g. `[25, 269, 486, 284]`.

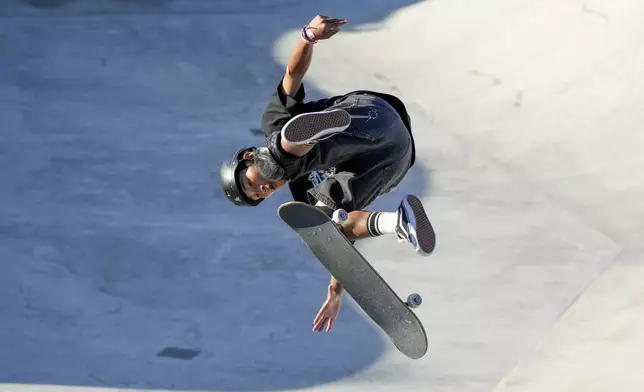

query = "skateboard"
[278, 201, 428, 360]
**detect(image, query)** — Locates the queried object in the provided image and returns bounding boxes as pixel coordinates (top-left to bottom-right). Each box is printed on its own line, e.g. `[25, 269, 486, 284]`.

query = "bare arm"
[280, 15, 348, 97]
[281, 40, 314, 97]
[278, 16, 348, 157]
[313, 275, 344, 332]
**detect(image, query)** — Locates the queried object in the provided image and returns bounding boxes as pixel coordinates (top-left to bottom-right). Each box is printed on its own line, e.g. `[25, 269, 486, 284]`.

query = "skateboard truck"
[333, 209, 423, 311]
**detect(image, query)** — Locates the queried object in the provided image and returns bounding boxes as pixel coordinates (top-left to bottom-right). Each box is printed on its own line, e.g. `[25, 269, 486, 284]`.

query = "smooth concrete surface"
[1, 0, 642, 391]
[493, 262, 644, 392]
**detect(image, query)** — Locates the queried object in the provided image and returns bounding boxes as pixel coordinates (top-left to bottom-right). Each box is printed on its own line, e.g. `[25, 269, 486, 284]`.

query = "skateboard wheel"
[332, 209, 348, 224]
[406, 293, 422, 308]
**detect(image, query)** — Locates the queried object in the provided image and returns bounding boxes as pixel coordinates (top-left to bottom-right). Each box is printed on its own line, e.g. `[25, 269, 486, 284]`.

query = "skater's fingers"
[314, 313, 324, 325]
[314, 320, 326, 332]
[313, 318, 323, 331]
[313, 316, 326, 332]
[326, 317, 335, 332]
[326, 22, 346, 29]
[326, 18, 347, 24]
[314, 310, 324, 324]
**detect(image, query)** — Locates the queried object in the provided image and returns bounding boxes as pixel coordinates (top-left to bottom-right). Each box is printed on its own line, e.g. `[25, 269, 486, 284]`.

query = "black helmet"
[219, 147, 263, 207]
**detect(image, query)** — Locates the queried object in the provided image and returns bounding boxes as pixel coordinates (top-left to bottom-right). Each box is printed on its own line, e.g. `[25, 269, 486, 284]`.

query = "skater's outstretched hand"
[313, 284, 342, 332]
[307, 15, 348, 41]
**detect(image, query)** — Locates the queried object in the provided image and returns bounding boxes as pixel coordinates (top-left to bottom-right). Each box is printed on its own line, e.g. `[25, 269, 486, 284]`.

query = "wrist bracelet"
[300, 25, 318, 44]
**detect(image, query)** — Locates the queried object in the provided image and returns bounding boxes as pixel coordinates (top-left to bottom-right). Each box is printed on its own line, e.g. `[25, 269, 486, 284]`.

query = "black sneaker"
[395, 195, 436, 256]
[281, 109, 351, 145]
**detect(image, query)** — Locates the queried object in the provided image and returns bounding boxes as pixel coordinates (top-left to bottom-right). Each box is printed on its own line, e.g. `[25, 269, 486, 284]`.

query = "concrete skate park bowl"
[3, 1, 644, 392]
[0, 1, 429, 391]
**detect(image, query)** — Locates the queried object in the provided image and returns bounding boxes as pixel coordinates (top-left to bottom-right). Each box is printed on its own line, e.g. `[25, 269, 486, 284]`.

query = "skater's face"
[239, 151, 286, 201]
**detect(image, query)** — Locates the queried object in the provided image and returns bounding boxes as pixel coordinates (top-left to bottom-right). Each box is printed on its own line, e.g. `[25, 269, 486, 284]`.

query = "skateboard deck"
[278, 201, 428, 359]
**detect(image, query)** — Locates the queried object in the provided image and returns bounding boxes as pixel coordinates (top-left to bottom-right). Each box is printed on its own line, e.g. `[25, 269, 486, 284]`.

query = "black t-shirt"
[260, 80, 415, 203]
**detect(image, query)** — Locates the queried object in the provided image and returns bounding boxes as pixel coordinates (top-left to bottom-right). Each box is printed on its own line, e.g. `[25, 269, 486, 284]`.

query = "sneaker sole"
[404, 195, 436, 256]
[281, 109, 351, 145]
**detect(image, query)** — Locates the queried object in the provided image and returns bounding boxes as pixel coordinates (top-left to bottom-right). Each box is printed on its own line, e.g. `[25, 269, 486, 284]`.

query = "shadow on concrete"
[0, 0, 431, 390]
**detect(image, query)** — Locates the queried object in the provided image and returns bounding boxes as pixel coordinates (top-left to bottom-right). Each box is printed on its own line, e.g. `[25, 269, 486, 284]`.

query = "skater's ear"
[242, 150, 255, 161]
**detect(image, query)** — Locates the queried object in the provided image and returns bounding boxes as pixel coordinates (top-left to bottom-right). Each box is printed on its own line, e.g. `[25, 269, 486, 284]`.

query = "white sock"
[366, 211, 398, 236]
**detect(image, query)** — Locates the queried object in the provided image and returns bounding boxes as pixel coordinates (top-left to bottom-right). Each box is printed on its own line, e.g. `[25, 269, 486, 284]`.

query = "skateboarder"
[219, 15, 435, 333]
